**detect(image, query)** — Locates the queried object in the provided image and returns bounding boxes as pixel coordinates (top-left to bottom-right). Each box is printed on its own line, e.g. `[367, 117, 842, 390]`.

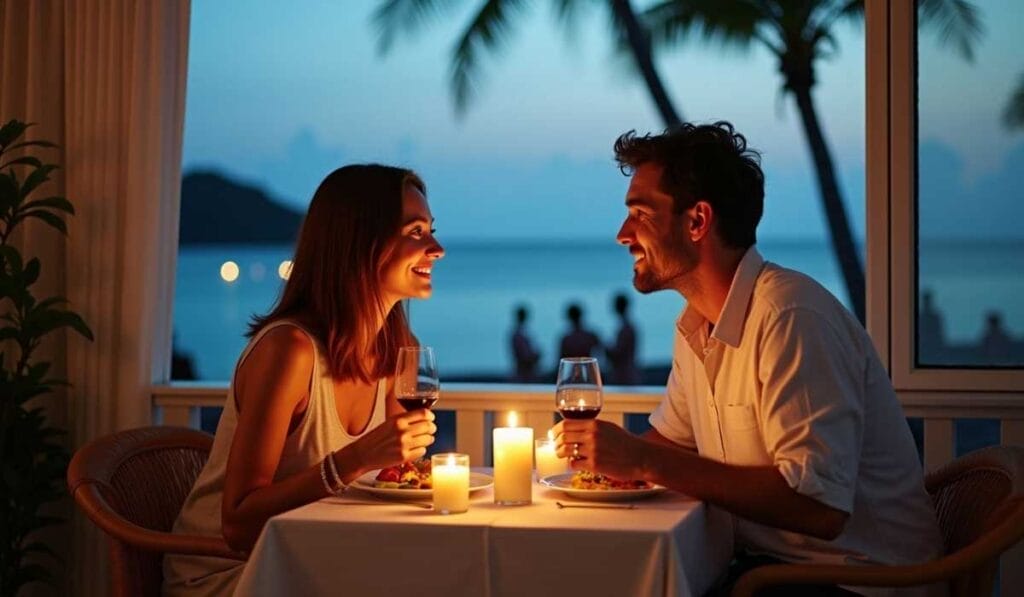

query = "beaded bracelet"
[319, 457, 337, 496]
[324, 452, 347, 495]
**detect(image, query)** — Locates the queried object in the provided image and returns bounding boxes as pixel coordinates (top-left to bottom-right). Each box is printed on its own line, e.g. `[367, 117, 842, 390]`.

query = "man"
[558, 302, 601, 361]
[554, 122, 941, 596]
[510, 304, 541, 381]
[606, 293, 640, 384]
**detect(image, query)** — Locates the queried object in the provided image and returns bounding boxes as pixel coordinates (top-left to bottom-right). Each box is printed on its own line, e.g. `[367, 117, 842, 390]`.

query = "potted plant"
[0, 120, 93, 595]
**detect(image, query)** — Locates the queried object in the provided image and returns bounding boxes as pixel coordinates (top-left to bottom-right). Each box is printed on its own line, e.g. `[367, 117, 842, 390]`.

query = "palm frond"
[642, 0, 765, 51]
[449, 0, 529, 114]
[373, 0, 465, 54]
[549, 0, 593, 41]
[1003, 72, 1024, 130]
[918, 0, 983, 62]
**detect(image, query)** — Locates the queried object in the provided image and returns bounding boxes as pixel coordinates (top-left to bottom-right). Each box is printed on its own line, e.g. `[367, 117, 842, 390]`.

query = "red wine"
[559, 405, 601, 420]
[398, 394, 438, 411]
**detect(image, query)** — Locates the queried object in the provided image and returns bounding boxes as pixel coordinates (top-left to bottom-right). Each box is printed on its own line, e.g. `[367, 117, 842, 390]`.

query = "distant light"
[220, 261, 240, 283]
[278, 260, 293, 280]
[250, 262, 266, 282]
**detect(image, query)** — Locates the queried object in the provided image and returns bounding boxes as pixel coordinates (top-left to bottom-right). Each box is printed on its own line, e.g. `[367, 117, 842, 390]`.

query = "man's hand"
[552, 418, 649, 481]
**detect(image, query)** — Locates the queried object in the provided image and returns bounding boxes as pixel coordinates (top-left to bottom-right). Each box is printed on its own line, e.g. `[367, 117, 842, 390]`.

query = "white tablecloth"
[235, 479, 733, 597]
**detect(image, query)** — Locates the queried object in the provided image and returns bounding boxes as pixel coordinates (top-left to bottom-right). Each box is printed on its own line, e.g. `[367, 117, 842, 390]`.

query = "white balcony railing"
[153, 383, 1024, 471]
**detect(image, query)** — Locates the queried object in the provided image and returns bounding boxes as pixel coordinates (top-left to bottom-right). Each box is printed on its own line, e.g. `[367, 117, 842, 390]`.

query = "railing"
[152, 383, 1024, 471]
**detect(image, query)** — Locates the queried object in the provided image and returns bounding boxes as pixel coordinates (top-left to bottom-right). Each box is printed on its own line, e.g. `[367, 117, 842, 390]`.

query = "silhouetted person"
[606, 293, 639, 384]
[171, 332, 198, 380]
[558, 303, 601, 361]
[918, 289, 946, 363]
[980, 311, 1012, 362]
[510, 305, 541, 381]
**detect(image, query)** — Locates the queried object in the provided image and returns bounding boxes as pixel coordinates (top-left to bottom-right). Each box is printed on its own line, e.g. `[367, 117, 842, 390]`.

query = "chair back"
[925, 446, 1024, 596]
[67, 426, 223, 597]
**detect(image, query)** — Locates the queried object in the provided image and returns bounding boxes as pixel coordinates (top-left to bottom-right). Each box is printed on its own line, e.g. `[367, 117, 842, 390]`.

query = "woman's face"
[379, 183, 445, 305]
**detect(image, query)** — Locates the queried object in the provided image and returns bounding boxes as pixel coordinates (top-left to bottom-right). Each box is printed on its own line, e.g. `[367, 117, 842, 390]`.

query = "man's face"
[615, 163, 698, 293]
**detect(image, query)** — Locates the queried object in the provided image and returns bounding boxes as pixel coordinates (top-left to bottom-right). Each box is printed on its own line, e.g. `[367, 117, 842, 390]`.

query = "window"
[916, 0, 1024, 368]
[174, 1, 866, 394]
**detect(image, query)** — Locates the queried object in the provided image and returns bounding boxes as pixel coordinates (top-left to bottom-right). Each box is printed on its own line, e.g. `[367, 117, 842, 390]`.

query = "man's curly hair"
[614, 121, 764, 249]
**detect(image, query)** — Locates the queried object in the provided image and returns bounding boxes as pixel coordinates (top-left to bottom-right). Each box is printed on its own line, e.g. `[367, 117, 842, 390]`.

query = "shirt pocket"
[721, 403, 758, 430]
[719, 403, 767, 464]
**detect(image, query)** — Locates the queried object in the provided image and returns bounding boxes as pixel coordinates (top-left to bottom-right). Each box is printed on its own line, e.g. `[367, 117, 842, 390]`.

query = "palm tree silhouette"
[374, 0, 982, 323]
[1005, 72, 1024, 129]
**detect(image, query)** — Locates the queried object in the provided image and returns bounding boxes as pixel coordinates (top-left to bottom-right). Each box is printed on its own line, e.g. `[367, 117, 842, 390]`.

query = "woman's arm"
[219, 327, 436, 552]
[220, 327, 335, 552]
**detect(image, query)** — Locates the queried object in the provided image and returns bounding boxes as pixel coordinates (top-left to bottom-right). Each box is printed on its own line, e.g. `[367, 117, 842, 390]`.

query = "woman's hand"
[350, 409, 437, 473]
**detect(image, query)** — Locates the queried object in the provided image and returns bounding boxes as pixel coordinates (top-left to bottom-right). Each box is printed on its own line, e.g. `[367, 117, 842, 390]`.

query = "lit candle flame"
[577, 397, 585, 408]
[547, 428, 554, 441]
[508, 411, 518, 428]
[446, 453, 456, 467]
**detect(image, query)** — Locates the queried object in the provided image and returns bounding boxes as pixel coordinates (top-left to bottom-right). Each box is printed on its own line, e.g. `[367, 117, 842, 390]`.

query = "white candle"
[431, 453, 469, 514]
[493, 412, 534, 505]
[535, 430, 569, 481]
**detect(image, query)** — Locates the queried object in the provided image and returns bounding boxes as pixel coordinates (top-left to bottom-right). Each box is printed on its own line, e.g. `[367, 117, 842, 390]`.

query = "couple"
[164, 122, 941, 597]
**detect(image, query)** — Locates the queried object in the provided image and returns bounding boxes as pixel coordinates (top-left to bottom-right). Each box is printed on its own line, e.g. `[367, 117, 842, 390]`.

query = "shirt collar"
[676, 246, 765, 348]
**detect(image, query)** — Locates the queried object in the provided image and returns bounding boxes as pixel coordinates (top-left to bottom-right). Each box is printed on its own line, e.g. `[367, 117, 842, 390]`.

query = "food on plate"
[373, 459, 432, 490]
[570, 470, 652, 490]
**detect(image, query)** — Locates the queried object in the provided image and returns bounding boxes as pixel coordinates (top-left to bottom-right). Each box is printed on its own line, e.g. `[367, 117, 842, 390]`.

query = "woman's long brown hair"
[248, 164, 420, 383]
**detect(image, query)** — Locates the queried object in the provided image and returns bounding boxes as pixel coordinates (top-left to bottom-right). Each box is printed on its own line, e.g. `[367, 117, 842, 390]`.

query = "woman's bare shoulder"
[236, 324, 316, 395]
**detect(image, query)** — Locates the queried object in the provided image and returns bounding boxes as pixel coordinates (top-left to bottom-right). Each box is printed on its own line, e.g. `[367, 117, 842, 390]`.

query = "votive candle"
[535, 430, 569, 481]
[431, 453, 469, 514]
[493, 412, 533, 505]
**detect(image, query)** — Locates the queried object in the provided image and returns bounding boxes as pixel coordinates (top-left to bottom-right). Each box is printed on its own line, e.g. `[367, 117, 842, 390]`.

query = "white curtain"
[1, 1, 190, 594]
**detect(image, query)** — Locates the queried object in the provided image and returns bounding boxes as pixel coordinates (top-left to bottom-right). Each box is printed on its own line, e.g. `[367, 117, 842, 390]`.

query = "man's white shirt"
[650, 247, 943, 596]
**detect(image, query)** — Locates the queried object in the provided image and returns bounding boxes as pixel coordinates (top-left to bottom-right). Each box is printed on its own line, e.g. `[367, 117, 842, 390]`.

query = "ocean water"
[172, 240, 1024, 381]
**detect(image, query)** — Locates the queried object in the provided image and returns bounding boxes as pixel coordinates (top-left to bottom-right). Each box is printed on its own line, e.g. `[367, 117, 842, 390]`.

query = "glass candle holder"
[431, 453, 470, 514]
[535, 436, 569, 481]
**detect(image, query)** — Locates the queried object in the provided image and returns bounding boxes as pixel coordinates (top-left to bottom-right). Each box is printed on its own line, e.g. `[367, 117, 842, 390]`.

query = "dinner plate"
[540, 473, 666, 502]
[351, 471, 494, 501]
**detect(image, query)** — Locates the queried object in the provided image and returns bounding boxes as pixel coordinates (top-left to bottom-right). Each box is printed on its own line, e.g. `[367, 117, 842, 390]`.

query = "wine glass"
[555, 357, 603, 420]
[395, 346, 440, 411]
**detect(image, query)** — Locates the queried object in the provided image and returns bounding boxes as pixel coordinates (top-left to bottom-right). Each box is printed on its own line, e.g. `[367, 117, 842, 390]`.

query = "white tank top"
[163, 319, 387, 596]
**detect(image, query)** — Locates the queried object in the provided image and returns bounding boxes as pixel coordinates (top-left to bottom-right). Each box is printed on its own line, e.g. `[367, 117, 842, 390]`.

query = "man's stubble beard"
[631, 243, 698, 295]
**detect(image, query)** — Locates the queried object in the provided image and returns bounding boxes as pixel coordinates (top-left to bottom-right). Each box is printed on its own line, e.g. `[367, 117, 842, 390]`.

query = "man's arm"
[555, 420, 848, 540]
[638, 438, 849, 540]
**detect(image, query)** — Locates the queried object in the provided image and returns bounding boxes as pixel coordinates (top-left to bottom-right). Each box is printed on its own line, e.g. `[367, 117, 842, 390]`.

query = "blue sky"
[182, 0, 1024, 243]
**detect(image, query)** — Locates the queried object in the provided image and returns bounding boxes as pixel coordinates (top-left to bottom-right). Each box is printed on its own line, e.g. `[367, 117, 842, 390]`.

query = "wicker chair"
[732, 446, 1024, 596]
[67, 426, 246, 597]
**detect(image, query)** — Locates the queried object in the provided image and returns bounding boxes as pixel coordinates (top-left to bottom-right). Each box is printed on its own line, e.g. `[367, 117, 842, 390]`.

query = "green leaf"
[0, 244, 24, 273]
[27, 308, 93, 341]
[0, 171, 18, 213]
[19, 164, 58, 199]
[20, 196, 74, 215]
[34, 296, 69, 311]
[21, 541, 61, 562]
[17, 210, 67, 235]
[28, 362, 50, 381]
[0, 155, 43, 171]
[0, 120, 30, 149]
[3, 139, 58, 154]
[23, 258, 40, 286]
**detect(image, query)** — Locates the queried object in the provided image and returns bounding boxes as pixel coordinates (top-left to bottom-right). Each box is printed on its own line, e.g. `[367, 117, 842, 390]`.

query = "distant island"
[180, 170, 303, 245]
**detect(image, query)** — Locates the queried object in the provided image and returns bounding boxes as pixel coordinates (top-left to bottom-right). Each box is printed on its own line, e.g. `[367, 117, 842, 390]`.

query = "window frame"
[866, 0, 1024, 394]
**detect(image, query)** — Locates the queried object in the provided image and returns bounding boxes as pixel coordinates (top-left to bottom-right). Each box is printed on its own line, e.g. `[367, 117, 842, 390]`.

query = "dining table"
[233, 472, 734, 597]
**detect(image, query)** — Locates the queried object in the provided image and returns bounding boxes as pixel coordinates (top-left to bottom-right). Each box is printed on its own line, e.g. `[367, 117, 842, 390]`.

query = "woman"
[163, 165, 444, 596]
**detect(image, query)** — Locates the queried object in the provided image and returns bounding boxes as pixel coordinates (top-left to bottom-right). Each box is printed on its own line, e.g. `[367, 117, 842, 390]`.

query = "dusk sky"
[182, 0, 1024, 243]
